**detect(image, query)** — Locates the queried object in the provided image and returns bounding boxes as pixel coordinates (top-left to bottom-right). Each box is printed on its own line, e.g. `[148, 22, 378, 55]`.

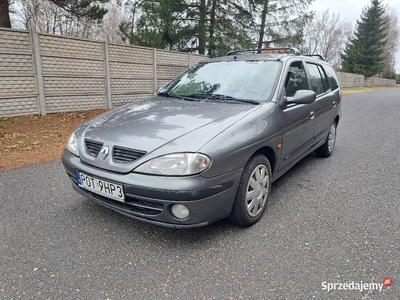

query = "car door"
[277, 60, 316, 171]
[305, 62, 337, 144]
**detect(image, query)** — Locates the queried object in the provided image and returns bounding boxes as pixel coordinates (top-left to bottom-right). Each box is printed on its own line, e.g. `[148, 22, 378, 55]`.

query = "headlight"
[134, 153, 210, 176]
[66, 132, 79, 157]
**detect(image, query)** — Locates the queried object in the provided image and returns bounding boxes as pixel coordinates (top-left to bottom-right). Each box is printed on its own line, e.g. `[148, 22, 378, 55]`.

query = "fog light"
[171, 204, 190, 219]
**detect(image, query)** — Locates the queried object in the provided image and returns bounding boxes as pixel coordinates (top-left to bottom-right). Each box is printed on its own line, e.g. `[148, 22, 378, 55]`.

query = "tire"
[229, 154, 272, 227]
[315, 122, 337, 158]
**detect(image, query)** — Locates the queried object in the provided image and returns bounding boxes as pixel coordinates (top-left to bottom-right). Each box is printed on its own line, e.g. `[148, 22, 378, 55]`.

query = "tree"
[206, 0, 254, 56]
[124, 0, 254, 55]
[382, 8, 400, 78]
[95, 2, 130, 43]
[303, 9, 352, 69]
[21, 0, 103, 38]
[341, 0, 387, 77]
[120, 0, 313, 55]
[251, 0, 314, 49]
[118, 1, 140, 45]
[121, 0, 190, 49]
[0, 0, 109, 29]
[0, 0, 12, 28]
[47, 0, 109, 20]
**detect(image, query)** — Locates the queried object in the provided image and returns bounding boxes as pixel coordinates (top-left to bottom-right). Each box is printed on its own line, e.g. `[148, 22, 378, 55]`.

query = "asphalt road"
[1, 88, 399, 300]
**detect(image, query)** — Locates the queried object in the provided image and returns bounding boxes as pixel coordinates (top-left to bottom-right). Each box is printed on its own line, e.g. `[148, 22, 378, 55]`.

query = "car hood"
[77, 96, 261, 172]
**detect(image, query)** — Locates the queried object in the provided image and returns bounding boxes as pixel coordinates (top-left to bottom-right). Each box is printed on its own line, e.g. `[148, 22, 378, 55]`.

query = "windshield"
[162, 60, 282, 102]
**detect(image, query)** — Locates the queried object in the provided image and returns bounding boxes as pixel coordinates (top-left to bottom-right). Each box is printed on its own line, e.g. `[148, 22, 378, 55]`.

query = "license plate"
[76, 171, 125, 202]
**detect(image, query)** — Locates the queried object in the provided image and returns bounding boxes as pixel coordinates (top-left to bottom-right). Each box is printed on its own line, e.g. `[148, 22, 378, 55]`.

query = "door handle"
[310, 111, 315, 120]
[333, 101, 337, 108]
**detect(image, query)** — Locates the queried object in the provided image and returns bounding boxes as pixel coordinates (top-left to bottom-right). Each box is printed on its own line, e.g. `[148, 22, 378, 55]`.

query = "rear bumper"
[62, 150, 242, 228]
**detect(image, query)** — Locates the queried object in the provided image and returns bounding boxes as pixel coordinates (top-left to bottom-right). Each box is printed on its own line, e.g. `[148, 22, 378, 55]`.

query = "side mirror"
[287, 90, 316, 105]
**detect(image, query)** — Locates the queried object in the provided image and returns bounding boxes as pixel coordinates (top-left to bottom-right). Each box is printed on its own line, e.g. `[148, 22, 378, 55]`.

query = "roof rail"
[226, 47, 301, 56]
[225, 48, 326, 61]
[304, 54, 325, 60]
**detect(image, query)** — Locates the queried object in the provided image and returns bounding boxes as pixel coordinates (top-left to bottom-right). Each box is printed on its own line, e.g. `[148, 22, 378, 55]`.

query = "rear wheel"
[229, 155, 272, 227]
[315, 122, 337, 157]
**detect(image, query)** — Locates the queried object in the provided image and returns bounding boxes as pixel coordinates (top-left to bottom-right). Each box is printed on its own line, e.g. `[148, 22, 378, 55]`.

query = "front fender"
[200, 102, 282, 178]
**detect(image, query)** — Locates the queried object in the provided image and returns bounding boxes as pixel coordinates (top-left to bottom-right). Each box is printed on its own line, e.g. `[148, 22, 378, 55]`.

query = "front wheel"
[229, 155, 272, 227]
[315, 122, 337, 157]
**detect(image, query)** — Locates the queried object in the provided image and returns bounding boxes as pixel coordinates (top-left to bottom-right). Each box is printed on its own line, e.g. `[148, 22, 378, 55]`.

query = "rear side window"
[324, 65, 340, 90]
[306, 63, 326, 96]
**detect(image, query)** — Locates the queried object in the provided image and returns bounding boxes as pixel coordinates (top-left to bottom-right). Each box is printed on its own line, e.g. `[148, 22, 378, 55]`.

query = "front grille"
[85, 139, 103, 157]
[113, 146, 146, 163]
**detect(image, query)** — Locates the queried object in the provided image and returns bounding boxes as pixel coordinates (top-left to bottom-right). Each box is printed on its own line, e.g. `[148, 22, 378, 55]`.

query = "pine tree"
[121, 0, 190, 50]
[205, 0, 254, 56]
[119, 0, 312, 55]
[49, 0, 109, 20]
[251, 0, 314, 49]
[341, 0, 387, 77]
[125, 0, 253, 55]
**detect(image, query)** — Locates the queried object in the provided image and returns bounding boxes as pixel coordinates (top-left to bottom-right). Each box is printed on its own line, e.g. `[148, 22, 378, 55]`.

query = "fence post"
[31, 32, 46, 115]
[188, 52, 192, 67]
[104, 41, 112, 109]
[153, 48, 157, 93]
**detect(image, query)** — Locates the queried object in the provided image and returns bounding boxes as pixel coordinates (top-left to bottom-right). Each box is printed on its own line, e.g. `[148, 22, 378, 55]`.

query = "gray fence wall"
[0, 29, 38, 116]
[0, 28, 206, 117]
[0, 28, 397, 117]
[337, 71, 396, 88]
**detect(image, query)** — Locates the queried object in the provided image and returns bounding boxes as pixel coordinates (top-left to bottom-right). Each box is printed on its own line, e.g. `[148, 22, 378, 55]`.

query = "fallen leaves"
[0, 108, 108, 171]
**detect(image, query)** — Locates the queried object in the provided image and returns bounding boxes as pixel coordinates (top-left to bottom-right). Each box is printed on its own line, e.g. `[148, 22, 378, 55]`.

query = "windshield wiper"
[184, 93, 209, 99]
[157, 91, 200, 101]
[160, 92, 259, 105]
[188, 94, 260, 105]
[157, 91, 178, 98]
[228, 98, 260, 105]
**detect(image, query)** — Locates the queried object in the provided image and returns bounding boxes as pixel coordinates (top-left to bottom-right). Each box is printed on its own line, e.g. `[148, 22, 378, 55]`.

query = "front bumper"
[62, 150, 242, 228]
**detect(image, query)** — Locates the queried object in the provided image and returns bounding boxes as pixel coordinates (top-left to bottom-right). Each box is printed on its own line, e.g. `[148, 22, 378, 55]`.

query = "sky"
[310, 0, 400, 72]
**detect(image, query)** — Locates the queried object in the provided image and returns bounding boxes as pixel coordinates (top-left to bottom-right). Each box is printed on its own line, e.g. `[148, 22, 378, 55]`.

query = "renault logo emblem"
[100, 146, 109, 160]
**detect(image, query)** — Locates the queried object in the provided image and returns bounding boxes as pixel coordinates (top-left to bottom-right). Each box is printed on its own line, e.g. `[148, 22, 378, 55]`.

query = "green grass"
[342, 86, 397, 96]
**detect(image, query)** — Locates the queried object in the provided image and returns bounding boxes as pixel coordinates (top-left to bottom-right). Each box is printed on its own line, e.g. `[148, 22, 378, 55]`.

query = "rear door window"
[317, 65, 329, 91]
[306, 63, 327, 96]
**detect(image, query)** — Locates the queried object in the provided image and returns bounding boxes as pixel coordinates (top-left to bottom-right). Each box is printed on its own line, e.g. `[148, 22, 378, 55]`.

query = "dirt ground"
[0, 109, 107, 171]
[0, 86, 398, 172]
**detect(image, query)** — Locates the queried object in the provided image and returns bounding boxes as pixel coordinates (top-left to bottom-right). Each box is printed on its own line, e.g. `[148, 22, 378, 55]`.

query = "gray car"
[62, 48, 341, 228]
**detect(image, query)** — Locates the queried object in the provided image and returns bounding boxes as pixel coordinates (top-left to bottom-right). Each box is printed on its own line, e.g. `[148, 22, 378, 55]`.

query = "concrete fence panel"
[156, 49, 190, 88]
[0, 29, 39, 117]
[0, 28, 209, 117]
[337, 71, 396, 88]
[108, 44, 154, 107]
[365, 77, 396, 86]
[37, 33, 107, 113]
[2, 28, 397, 118]
[191, 54, 208, 66]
